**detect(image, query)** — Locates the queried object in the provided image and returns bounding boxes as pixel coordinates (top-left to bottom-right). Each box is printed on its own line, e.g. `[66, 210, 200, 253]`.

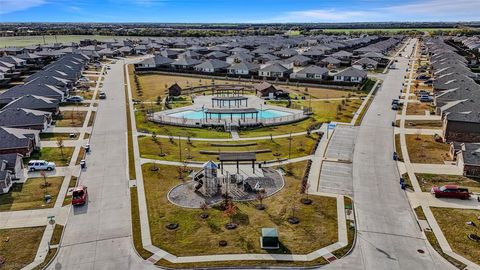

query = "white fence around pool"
[150, 112, 309, 128]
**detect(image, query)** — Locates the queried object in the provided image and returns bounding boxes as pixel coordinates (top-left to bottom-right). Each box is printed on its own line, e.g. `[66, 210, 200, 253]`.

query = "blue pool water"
[168, 109, 292, 120]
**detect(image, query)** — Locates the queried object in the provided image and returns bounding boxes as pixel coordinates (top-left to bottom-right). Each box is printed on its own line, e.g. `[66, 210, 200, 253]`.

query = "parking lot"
[318, 161, 353, 196]
[325, 125, 357, 162]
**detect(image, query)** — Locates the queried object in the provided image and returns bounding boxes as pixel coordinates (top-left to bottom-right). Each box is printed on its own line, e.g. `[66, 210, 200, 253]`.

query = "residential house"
[290, 65, 328, 80]
[0, 127, 40, 157]
[456, 143, 480, 178]
[258, 63, 291, 78]
[0, 153, 24, 180]
[0, 161, 13, 194]
[194, 59, 230, 73]
[352, 58, 379, 70]
[3, 95, 60, 115]
[253, 82, 279, 98]
[0, 83, 65, 106]
[333, 67, 367, 83]
[285, 55, 311, 67]
[171, 57, 202, 70]
[227, 62, 259, 76]
[443, 111, 480, 143]
[319, 56, 342, 69]
[0, 108, 52, 131]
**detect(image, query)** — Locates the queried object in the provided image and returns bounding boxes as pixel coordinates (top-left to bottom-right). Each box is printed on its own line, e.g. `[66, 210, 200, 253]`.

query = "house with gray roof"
[3, 95, 60, 115]
[0, 160, 13, 194]
[352, 58, 379, 70]
[171, 57, 202, 70]
[456, 143, 480, 178]
[290, 65, 328, 80]
[258, 63, 291, 78]
[319, 56, 342, 69]
[333, 67, 367, 83]
[285, 55, 311, 67]
[206, 51, 229, 60]
[0, 127, 40, 157]
[0, 108, 52, 131]
[0, 83, 64, 106]
[194, 59, 230, 73]
[0, 153, 24, 181]
[227, 61, 259, 76]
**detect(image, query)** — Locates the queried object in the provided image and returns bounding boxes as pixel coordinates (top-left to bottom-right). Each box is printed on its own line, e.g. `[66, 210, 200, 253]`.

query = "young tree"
[301, 182, 312, 205]
[200, 201, 209, 219]
[256, 190, 266, 210]
[56, 138, 65, 162]
[224, 200, 237, 226]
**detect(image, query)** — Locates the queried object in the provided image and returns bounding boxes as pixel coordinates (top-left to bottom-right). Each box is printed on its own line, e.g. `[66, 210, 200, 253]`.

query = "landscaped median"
[138, 134, 319, 162]
[133, 161, 344, 268]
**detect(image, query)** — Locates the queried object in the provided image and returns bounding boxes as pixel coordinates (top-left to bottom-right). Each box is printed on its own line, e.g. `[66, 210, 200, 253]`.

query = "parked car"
[391, 104, 399, 110]
[72, 185, 88, 206]
[419, 95, 433, 102]
[65, 96, 84, 103]
[415, 90, 430, 96]
[431, 185, 471, 199]
[99, 91, 106, 99]
[392, 99, 400, 105]
[27, 160, 56, 171]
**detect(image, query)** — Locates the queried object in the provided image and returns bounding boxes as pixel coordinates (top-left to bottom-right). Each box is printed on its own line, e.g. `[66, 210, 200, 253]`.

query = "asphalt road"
[322, 38, 456, 270]
[48, 60, 152, 270]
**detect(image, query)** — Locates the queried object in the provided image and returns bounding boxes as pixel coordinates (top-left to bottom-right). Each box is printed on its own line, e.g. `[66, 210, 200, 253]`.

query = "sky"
[0, 0, 479, 23]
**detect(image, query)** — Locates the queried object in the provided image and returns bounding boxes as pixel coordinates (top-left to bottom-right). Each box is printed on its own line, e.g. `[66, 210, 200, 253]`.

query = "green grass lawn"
[130, 187, 154, 259]
[40, 133, 79, 141]
[0, 226, 46, 270]
[415, 174, 480, 193]
[62, 176, 78, 206]
[431, 207, 480, 265]
[50, 224, 64, 246]
[414, 206, 426, 220]
[25, 147, 74, 166]
[405, 135, 450, 164]
[424, 230, 467, 270]
[138, 134, 317, 162]
[239, 99, 362, 137]
[403, 120, 443, 129]
[54, 111, 87, 127]
[142, 161, 338, 257]
[0, 35, 131, 47]
[135, 110, 231, 139]
[0, 177, 64, 212]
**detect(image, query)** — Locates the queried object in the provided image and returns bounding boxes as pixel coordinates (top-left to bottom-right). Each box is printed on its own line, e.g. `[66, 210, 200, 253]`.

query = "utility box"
[260, 228, 279, 249]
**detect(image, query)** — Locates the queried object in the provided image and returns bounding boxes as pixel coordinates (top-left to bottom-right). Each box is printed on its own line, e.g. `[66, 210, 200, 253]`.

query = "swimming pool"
[168, 109, 292, 120]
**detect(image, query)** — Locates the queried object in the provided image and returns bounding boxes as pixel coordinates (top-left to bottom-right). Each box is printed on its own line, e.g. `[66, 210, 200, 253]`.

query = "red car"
[72, 186, 88, 206]
[430, 185, 471, 199]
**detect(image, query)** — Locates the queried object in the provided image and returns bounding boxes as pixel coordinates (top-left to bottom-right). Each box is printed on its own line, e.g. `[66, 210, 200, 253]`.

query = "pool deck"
[152, 95, 307, 127]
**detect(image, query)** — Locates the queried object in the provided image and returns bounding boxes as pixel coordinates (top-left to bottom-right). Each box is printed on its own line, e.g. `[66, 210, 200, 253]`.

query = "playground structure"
[167, 159, 285, 208]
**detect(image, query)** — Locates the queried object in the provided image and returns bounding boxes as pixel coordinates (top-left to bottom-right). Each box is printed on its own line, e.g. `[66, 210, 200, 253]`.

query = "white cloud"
[0, 0, 47, 15]
[260, 0, 480, 23]
[381, 0, 480, 21]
